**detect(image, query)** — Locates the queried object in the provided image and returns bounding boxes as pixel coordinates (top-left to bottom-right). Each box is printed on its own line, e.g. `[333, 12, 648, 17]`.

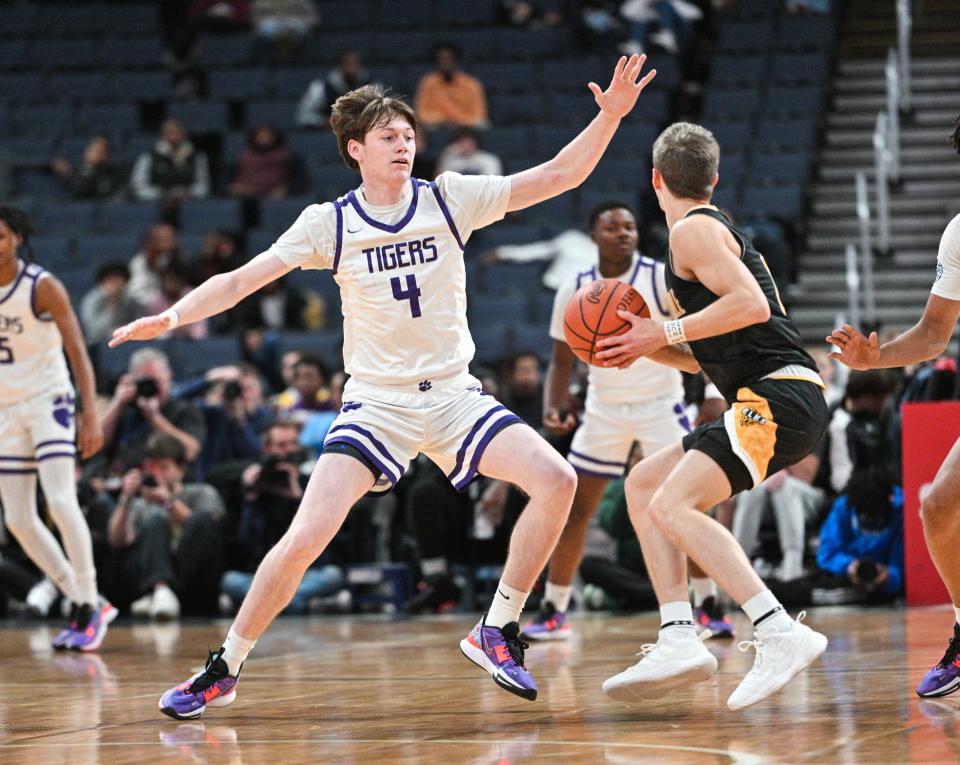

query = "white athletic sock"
[420, 557, 447, 578]
[690, 577, 717, 607]
[659, 601, 697, 640]
[221, 627, 256, 676]
[953, 605, 960, 626]
[486, 580, 529, 629]
[544, 581, 573, 613]
[743, 589, 792, 633]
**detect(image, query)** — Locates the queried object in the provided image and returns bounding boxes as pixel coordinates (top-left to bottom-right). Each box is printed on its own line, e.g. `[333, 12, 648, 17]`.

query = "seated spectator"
[228, 125, 306, 199]
[186, 230, 245, 286]
[435, 128, 503, 177]
[50, 135, 128, 201]
[131, 118, 210, 202]
[105, 434, 225, 618]
[568, 0, 627, 53]
[147, 265, 209, 340]
[296, 50, 371, 128]
[619, 0, 702, 56]
[238, 321, 284, 392]
[252, 0, 318, 61]
[96, 348, 206, 479]
[221, 420, 346, 614]
[231, 276, 318, 331]
[501, 351, 543, 426]
[128, 223, 183, 306]
[414, 42, 489, 130]
[273, 348, 304, 405]
[80, 263, 145, 346]
[276, 354, 333, 422]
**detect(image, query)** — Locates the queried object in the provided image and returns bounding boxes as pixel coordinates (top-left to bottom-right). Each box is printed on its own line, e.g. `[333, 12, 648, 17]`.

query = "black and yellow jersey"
[665, 206, 818, 402]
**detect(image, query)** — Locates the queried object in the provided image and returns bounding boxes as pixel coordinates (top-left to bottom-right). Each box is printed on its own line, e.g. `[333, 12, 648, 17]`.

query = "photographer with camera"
[220, 420, 345, 614]
[96, 348, 206, 479]
[105, 433, 225, 619]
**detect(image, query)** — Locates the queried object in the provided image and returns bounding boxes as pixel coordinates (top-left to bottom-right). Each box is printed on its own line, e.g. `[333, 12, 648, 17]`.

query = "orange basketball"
[563, 279, 650, 366]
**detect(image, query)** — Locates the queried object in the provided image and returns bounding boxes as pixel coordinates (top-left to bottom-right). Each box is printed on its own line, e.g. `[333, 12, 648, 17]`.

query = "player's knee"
[550, 460, 578, 503]
[3, 508, 34, 539]
[922, 485, 958, 529]
[624, 464, 658, 511]
[646, 489, 679, 536]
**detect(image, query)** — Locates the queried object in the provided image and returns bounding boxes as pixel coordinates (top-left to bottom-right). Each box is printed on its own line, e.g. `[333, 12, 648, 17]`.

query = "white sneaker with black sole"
[603, 630, 717, 702]
[727, 611, 828, 710]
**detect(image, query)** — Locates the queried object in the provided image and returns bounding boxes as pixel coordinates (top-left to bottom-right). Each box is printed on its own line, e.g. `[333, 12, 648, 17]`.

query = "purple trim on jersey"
[0, 468, 37, 474]
[575, 266, 598, 289]
[448, 404, 507, 481]
[0, 455, 38, 461]
[27, 267, 46, 320]
[331, 198, 345, 274]
[35, 439, 75, 449]
[327, 423, 405, 478]
[37, 452, 75, 461]
[674, 402, 693, 433]
[626, 257, 644, 286]
[325, 435, 399, 485]
[428, 181, 465, 252]
[340, 402, 362, 413]
[346, 178, 419, 233]
[0, 262, 31, 307]
[568, 448, 627, 468]
[642, 259, 669, 316]
[569, 463, 623, 480]
[453, 414, 522, 491]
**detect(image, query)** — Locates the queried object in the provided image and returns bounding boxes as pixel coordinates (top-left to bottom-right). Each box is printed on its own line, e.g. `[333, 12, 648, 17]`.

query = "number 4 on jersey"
[391, 274, 422, 318]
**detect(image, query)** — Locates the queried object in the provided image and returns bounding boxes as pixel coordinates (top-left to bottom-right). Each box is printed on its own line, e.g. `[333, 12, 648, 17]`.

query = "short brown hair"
[652, 122, 720, 201]
[144, 433, 186, 465]
[330, 84, 417, 171]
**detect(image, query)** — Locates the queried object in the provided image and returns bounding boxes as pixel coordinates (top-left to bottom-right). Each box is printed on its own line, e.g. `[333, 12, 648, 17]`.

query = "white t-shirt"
[549, 254, 685, 408]
[497, 229, 596, 290]
[931, 213, 960, 301]
[269, 172, 511, 386]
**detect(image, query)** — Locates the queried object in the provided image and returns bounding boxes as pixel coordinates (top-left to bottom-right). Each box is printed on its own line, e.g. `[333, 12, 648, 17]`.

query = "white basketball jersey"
[932, 213, 960, 301]
[0, 262, 72, 405]
[550, 254, 685, 408]
[268, 173, 511, 386]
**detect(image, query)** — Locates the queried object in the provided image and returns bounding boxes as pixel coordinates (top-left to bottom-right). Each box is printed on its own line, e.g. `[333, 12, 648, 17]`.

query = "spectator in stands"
[436, 128, 503, 176]
[272, 348, 303, 404]
[252, 0, 318, 62]
[97, 348, 206, 478]
[567, 0, 627, 52]
[186, 230, 245, 286]
[619, 0, 702, 56]
[238, 321, 284, 393]
[147, 265, 209, 340]
[828, 370, 896, 494]
[228, 125, 306, 199]
[501, 352, 544, 426]
[296, 50, 372, 128]
[196, 365, 270, 479]
[231, 273, 317, 331]
[80, 263, 145, 346]
[50, 135, 128, 201]
[105, 433, 225, 618]
[411, 130, 437, 181]
[415, 42, 489, 130]
[131, 118, 211, 203]
[276, 354, 333, 423]
[127, 223, 183, 306]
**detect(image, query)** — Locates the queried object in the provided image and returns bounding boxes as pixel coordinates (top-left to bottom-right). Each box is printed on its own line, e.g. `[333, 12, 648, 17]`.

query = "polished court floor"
[1, 606, 958, 764]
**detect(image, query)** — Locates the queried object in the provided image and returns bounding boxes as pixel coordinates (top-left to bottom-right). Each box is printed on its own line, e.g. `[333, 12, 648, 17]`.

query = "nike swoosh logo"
[347, 227, 362, 233]
[497, 589, 510, 600]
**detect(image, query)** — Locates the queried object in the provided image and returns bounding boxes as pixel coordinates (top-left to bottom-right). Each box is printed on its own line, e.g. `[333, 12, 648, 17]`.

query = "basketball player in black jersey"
[594, 122, 829, 710]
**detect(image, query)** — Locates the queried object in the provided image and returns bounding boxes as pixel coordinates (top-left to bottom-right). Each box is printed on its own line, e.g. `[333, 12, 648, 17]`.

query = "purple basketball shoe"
[68, 599, 118, 652]
[461, 616, 538, 701]
[694, 596, 736, 639]
[52, 603, 80, 650]
[917, 622, 960, 698]
[520, 601, 570, 642]
[159, 649, 241, 720]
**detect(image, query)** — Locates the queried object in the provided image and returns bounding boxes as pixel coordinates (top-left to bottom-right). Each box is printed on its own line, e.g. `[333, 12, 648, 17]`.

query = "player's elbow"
[748, 298, 771, 325]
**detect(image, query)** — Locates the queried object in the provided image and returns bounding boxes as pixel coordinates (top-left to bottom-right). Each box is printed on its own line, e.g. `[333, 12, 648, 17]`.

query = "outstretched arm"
[826, 293, 960, 370]
[110, 252, 293, 346]
[506, 54, 656, 212]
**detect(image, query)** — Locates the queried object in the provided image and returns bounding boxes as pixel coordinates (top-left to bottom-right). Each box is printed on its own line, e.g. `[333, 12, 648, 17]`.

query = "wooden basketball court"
[1, 606, 958, 764]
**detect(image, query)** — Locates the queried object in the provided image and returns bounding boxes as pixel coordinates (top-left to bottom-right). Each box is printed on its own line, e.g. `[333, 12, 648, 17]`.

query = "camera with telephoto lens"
[254, 450, 306, 494]
[135, 377, 159, 399]
[223, 380, 243, 401]
[857, 559, 879, 584]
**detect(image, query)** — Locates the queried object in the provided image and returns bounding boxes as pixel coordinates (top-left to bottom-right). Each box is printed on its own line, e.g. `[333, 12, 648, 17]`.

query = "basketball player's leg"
[159, 453, 374, 720]
[916, 437, 960, 697]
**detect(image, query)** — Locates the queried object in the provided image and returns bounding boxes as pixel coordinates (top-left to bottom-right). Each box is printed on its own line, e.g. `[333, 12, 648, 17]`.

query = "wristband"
[664, 319, 687, 345]
[160, 308, 180, 331]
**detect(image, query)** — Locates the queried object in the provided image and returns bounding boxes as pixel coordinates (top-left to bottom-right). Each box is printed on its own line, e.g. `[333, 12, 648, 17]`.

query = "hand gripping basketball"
[563, 279, 649, 366]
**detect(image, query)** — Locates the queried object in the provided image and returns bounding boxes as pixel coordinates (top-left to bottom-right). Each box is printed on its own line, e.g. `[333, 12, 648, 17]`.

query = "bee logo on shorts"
[738, 407, 768, 427]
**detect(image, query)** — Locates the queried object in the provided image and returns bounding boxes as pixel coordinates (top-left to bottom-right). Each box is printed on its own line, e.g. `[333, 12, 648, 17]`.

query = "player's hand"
[120, 468, 142, 498]
[109, 314, 175, 348]
[543, 407, 577, 436]
[825, 324, 880, 370]
[76, 410, 104, 459]
[588, 54, 657, 120]
[595, 310, 666, 368]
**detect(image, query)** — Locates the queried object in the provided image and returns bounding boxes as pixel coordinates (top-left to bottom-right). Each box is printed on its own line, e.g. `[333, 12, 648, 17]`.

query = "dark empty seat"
[756, 118, 817, 149]
[179, 199, 242, 233]
[260, 198, 314, 232]
[769, 52, 830, 84]
[112, 71, 172, 101]
[702, 87, 762, 120]
[167, 102, 230, 133]
[472, 62, 537, 94]
[741, 184, 803, 219]
[77, 103, 139, 134]
[470, 322, 511, 365]
[709, 55, 767, 87]
[316, 0, 373, 29]
[765, 85, 825, 116]
[209, 68, 272, 100]
[99, 201, 162, 232]
[101, 37, 164, 69]
[716, 20, 775, 53]
[490, 93, 546, 125]
[0, 40, 30, 70]
[35, 202, 101, 234]
[775, 15, 837, 50]
[469, 293, 530, 324]
[245, 100, 299, 132]
[0, 73, 44, 101]
[75, 232, 140, 262]
[482, 126, 530, 161]
[750, 151, 812, 184]
[199, 36, 257, 68]
[279, 330, 343, 365]
[272, 67, 321, 99]
[510, 322, 554, 361]
[31, 234, 74, 269]
[479, 260, 546, 293]
[34, 39, 100, 71]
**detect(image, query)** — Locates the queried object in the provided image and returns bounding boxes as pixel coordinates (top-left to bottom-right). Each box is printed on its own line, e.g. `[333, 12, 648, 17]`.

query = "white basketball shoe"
[727, 611, 828, 710]
[603, 630, 718, 702]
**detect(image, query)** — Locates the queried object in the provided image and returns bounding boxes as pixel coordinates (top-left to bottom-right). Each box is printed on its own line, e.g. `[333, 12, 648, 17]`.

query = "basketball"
[563, 279, 650, 366]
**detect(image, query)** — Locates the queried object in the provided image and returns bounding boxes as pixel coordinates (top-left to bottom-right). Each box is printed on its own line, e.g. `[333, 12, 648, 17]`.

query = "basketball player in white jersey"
[522, 200, 735, 641]
[827, 118, 960, 699]
[110, 54, 659, 719]
[0, 207, 115, 651]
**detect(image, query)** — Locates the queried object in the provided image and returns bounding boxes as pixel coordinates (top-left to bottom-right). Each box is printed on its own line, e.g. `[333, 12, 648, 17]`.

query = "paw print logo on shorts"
[52, 395, 74, 429]
[418, 380, 432, 392]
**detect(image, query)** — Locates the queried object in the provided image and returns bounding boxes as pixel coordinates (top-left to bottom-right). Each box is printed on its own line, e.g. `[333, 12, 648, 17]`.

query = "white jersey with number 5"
[932, 213, 960, 301]
[0, 261, 72, 405]
[269, 172, 511, 386]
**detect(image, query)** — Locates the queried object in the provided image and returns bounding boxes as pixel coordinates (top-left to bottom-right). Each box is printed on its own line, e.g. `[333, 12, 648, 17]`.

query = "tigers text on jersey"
[269, 172, 511, 386]
[549, 254, 685, 408]
[0, 262, 72, 406]
[932, 213, 960, 301]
